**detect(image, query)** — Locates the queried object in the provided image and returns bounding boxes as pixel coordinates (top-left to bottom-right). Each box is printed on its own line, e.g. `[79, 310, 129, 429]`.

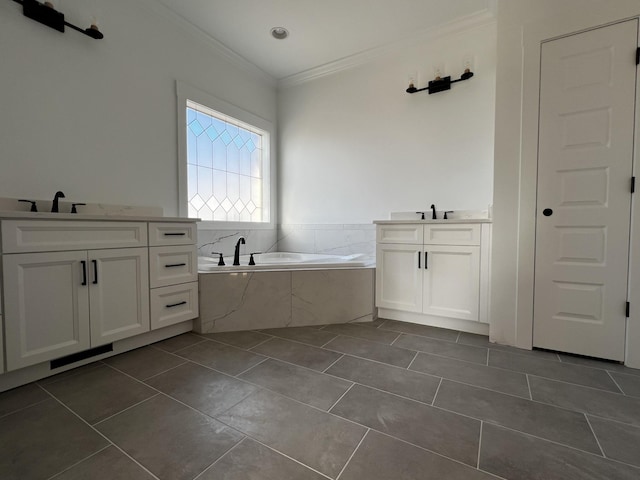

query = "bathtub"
[198, 252, 374, 272]
[196, 252, 376, 334]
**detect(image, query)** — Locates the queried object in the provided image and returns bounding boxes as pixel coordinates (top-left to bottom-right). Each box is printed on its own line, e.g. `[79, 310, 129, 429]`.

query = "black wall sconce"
[12, 0, 104, 39]
[406, 68, 474, 95]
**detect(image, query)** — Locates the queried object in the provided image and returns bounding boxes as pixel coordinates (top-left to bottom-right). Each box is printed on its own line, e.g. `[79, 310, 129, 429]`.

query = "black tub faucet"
[51, 191, 65, 213]
[233, 236, 246, 266]
[430, 204, 437, 220]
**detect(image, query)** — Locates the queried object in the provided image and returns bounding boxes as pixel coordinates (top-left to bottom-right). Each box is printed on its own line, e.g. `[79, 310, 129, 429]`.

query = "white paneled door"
[533, 20, 638, 361]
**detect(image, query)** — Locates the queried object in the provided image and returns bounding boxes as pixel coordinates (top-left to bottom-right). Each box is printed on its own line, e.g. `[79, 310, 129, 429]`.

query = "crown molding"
[138, 0, 277, 88]
[278, 7, 497, 89]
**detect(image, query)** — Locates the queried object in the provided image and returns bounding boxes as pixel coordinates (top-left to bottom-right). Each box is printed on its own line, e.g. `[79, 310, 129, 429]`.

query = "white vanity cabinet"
[376, 221, 491, 333]
[1, 221, 150, 371]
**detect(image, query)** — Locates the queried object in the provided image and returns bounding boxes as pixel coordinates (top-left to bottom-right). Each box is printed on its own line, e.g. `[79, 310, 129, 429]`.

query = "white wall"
[492, 0, 640, 367]
[0, 0, 276, 217]
[278, 21, 497, 226]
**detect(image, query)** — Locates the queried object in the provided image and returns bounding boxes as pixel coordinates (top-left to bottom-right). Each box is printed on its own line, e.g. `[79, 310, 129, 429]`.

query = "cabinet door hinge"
[626, 301, 630, 318]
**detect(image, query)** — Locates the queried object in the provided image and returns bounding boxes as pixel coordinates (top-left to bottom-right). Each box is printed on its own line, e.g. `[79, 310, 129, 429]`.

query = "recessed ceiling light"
[270, 27, 289, 40]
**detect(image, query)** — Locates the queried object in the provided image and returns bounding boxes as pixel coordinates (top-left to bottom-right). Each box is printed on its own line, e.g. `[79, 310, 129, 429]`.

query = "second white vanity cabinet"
[376, 221, 491, 334]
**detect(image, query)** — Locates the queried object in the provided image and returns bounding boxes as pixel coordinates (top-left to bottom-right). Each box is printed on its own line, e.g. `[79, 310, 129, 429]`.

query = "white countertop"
[0, 211, 200, 222]
[374, 218, 491, 225]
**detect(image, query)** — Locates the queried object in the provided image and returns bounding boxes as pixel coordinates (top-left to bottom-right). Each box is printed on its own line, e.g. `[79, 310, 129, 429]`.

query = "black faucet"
[430, 204, 437, 220]
[51, 191, 65, 213]
[233, 236, 246, 266]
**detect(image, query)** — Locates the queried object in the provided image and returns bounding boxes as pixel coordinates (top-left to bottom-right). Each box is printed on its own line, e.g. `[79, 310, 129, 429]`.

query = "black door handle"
[543, 208, 553, 217]
[81, 261, 87, 286]
[166, 301, 187, 308]
[165, 263, 187, 268]
[92, 260, 98, 284]
[418, 251, 421, 269]
[425, 252, 428, 269]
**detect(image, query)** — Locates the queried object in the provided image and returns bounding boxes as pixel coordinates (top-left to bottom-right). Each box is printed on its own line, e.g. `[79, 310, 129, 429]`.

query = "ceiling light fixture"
[270, 27, 289, 40]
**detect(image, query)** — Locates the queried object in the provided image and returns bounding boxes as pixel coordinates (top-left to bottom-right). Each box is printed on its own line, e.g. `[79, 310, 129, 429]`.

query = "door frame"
[508, 15, 640, 366]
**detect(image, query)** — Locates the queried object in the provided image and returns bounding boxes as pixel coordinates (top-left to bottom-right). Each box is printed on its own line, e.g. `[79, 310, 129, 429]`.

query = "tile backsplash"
[197, 224, 376, 261]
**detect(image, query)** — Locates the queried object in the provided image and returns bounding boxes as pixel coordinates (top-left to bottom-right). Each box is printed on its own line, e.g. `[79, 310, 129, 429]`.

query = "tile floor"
[2, 319, 640, 479]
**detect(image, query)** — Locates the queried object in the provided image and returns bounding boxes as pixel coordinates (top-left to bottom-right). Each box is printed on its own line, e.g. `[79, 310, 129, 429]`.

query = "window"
[177, 82, 273, 227]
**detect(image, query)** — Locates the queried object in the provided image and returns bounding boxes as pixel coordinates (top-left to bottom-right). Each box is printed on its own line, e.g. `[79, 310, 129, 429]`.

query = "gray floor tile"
[239, 359, 351, 410]
[434, 380, 600, 453]
[395, 333, 488, 364]
[97, 394, 243, 480]
[529, 376, 640, 427]
[459, 333, 559, 361]
[410, 352, 530, 398]
[258, 326, 337, 347]
[198, 438, 327, 480]
[588, 416, 640, 468]
[0, 399, 108, 480]
[145, 362, 259, 417]
[42, 365, 156, 424]
[0, 383, 49, 418]
[202, 330, 272, 349]
[359, 318, 387, 328]
[37, 362, 104, 386]
[558, 354, 640, 376]
[489, 350, 620, 392]
[479, 423, 640, 480]
[251, 337, 341, 371]
[340, 430, 496, 480]
[217, 389, 366, 478]
[52, 446, 155, 480]
[153, 333, 206, 353]
[610, 372, 640, 397]
[378, 319, 459, 342]
[176, 340, 266, 375]
[323, 335, 416, 368]
[325, 355, 440, 404]
[104, 346, 186, 380]
[321, 323, 400, 344]
[331, 384, 480, 466]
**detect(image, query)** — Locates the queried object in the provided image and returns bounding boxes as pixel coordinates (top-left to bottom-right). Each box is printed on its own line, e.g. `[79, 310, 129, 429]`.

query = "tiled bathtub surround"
[195, 268, 375, 333]
[197, 228, 278, 258]
[277, 224, 376, 259]
[2, 319, 640, 480]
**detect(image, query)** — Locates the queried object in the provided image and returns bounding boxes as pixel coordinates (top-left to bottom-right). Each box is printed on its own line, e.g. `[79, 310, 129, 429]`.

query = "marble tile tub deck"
[1, 319, 640, 479]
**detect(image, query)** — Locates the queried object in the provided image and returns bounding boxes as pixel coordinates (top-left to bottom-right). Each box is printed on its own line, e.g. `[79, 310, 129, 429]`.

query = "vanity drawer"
[376, 224, 423, 244]
[424, 224, 481, 245]
[150, 282, 199, 329]
[149, 245, 197, 288]
[1, 220, 148, 253]
[149, 222, 197, 246]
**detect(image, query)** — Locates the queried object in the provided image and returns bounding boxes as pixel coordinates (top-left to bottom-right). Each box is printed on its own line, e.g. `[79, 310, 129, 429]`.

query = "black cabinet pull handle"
[425, 252, 428, 269]
[165, 263, 186, 268]
[92, 260, 98, 284]
[166, 301, 187, 308]
[164, 232, 186, 236]
[418, 251, 421, 269]
[81, 261, 87, 285]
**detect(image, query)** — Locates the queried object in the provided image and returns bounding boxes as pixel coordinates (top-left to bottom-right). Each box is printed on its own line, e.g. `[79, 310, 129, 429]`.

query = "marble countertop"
[374, 218, 492, 225]
[0, 211, 200, 222]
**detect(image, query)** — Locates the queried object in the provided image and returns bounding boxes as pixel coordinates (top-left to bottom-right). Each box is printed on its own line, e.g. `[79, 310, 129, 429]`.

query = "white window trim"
[176, 81, 276, 230]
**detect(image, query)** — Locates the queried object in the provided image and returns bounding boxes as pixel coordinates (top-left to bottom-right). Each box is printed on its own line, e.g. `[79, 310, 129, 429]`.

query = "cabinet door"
[423, 245, 480, 321]
[376, 244, 423, 312]
[88, 248, 150, 346]
[2, 251, 90, 371]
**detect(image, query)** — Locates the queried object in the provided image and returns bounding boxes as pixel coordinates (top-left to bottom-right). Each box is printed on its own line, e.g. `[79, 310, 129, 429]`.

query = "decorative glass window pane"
[186, 100, 269, 223]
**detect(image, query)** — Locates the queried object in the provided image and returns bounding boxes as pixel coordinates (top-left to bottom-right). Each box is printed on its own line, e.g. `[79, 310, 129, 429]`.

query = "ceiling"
[153, 0, 495, 81]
